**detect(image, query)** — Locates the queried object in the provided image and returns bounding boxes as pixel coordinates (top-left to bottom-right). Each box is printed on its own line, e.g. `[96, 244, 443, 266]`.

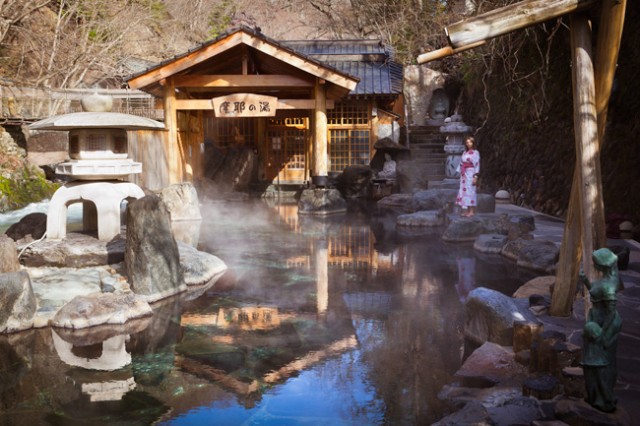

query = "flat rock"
[432, 401, 492, 426]
[51, 292, 153, 329]
[554, 397, 631, 426]
[376, 193, 414, 210]
[501, 238, 559, 273]
[408, 188, 458, 212]
[474, 233, 508, 254]
[514, 275, 555, 298]
[18, 232, 126, 268]
[396, 210, 443, 227]
[442, 216, 486, 242]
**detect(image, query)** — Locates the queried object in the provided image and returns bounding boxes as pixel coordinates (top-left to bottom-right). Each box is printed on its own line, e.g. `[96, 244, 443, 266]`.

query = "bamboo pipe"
[417, 41, 486, 64]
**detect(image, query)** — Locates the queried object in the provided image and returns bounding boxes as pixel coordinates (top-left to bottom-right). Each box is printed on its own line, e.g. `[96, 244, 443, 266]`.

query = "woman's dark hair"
[466, 136, 475, 148]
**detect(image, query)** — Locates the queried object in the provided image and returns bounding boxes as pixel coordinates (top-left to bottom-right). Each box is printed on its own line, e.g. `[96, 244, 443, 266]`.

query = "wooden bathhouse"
[126, 26, 403, 191]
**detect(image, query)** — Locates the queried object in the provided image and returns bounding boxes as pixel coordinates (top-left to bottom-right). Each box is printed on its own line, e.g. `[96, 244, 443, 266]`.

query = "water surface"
[0, 199, 536, 425]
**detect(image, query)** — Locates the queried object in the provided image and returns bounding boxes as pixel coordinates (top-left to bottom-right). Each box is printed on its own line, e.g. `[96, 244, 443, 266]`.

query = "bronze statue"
[580, 248, 622, 412]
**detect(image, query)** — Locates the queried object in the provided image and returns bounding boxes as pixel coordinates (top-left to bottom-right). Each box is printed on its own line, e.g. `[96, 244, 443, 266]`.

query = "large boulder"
[298, 188, 347, 215]
[4, 212, 46, 243]
[125, 195, 185, 302]
[0, 270, 36, 333]
[159, 182, 202, 221]
[454, 342, 527, 388]
[335, 165, 372, 199]
[178, 242, 227, 286]
[464, 287, 539, 346]
[51, 292, 153, 329]
[0, 235, 20, 272]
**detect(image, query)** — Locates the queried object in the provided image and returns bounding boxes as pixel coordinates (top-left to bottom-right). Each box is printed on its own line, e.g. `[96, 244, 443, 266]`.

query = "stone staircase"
[408, 125, 447, 183]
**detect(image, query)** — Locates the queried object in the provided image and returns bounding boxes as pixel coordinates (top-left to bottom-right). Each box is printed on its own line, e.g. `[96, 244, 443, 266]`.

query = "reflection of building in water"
[269, 201, 402, 276]
[180, 306, 292, 331]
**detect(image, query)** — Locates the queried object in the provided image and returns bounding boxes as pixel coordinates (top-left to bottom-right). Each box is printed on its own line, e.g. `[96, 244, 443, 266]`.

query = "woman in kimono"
[456, 136, 480, 217]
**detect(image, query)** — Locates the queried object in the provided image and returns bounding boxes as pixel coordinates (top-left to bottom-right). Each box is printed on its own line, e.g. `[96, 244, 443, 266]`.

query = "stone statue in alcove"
[377, 153, 397, 180]
[428, 88, 450, 121]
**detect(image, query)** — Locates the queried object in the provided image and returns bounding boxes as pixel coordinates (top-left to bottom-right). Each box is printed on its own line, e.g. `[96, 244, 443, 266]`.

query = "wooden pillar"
[313, 78, 328, 178]
[571, 13, 604, 283]
[594, 0, 627, 144]
[550, 2, 625, 316]
[163, 77, 181, 184]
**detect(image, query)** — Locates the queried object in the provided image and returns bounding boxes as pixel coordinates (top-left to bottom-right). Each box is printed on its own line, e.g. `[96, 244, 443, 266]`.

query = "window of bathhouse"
[202, 116, 256, 150]
[329, 129, 370, 172]
[328, 101, 371, 172]
[266, 118, 309, 172]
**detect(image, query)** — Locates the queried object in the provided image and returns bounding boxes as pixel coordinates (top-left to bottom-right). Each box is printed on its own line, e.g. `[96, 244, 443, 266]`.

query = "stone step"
[411, 144, 445, 154]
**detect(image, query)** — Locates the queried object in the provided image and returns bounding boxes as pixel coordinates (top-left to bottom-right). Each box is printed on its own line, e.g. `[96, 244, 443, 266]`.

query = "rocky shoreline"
[374, 188, 637, 425]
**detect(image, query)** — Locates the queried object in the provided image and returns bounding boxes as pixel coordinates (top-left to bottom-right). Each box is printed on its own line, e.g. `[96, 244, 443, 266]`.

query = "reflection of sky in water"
[163, 351, 383, 425]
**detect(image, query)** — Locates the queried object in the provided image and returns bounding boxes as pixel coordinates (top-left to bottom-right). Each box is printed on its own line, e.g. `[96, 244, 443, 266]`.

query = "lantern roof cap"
[29, 112, 165, 131]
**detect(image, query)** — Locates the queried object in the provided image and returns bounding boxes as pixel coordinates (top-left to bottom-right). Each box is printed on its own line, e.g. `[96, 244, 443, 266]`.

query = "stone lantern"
[439, 114, 473, 189]
[29, 94, 164, 241]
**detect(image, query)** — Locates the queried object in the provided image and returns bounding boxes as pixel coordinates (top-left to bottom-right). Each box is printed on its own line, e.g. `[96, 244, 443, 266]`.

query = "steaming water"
[0, 199, 537, 425]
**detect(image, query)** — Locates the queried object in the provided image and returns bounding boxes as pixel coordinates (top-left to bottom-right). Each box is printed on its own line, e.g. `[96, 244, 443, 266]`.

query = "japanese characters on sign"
[211, 93, 278, 117]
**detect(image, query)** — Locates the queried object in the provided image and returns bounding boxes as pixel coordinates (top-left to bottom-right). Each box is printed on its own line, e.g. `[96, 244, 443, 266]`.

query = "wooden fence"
[0, 86, 164, 124]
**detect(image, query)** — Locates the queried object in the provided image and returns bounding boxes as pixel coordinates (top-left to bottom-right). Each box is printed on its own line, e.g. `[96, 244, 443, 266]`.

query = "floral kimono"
[456, 149, 480, 208]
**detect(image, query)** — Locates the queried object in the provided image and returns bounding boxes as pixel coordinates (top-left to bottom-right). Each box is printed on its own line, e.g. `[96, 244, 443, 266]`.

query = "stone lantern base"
[46, 180, 145, 241]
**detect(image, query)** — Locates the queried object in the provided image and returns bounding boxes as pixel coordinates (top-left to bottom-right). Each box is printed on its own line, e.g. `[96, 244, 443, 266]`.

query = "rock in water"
[0, 270, 36, 333]
[125, 195, 185, 301]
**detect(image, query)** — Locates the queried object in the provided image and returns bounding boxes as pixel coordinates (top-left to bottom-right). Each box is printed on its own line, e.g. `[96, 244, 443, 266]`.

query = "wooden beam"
[173, 74, 314, 89]
[446, 0, 597, 48]
[240, 32, 358, 92]
[550, 0, 627, 316]
[128, 32, 244, 90]
[175, 98, 334, 110]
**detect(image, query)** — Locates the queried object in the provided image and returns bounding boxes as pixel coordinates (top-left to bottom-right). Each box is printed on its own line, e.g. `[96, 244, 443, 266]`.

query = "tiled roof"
[127, 27, 402, 98]
[284, 40, 404, 96]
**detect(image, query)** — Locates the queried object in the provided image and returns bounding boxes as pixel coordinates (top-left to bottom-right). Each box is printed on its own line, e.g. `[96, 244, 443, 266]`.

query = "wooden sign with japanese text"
[211, 93, 278, 117]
